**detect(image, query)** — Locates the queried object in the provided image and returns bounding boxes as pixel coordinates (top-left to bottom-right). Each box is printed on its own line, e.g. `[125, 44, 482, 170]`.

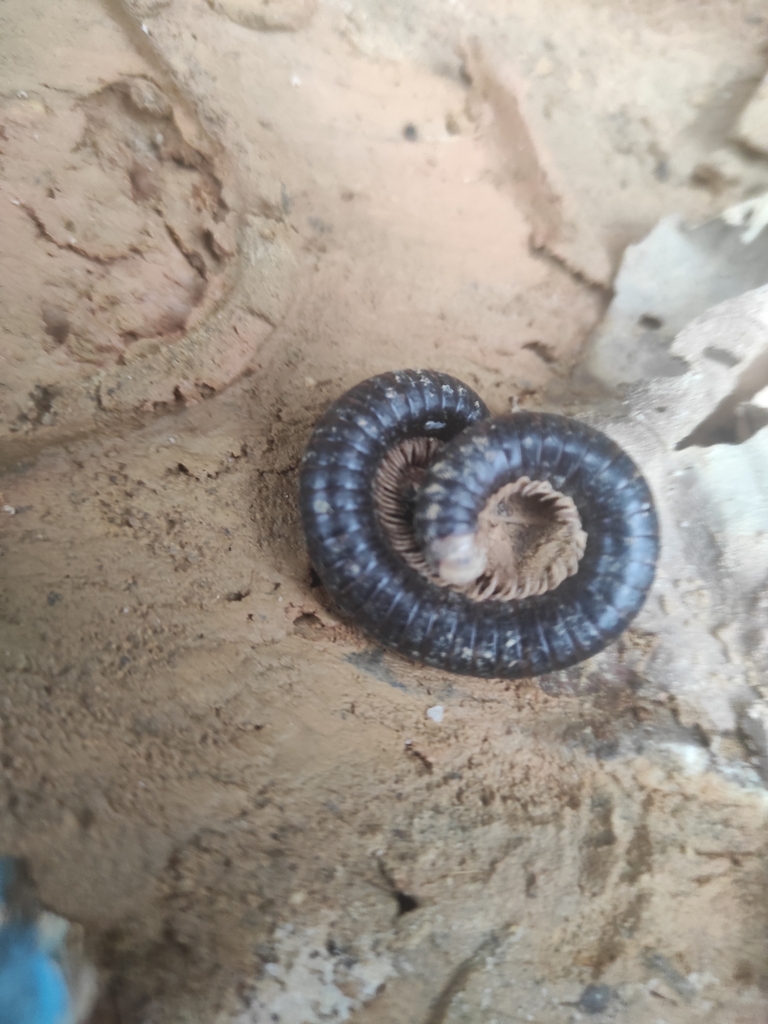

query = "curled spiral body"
[299, 369, 659, 679]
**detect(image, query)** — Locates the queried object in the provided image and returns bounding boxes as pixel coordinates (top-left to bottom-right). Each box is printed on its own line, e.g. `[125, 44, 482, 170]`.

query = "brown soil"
[1, 0, 767, 1022]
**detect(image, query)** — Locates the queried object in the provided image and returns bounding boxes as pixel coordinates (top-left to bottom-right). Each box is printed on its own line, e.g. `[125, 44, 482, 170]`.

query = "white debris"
[586, 265, 768, 736]
[658, 743, 710, 777]
[426, 705, 444, 723]
[749, 385, 768, 410]
[721, 193, 768, 244]
[587, 214, 768, 387]
[233, 921, 395, 1024]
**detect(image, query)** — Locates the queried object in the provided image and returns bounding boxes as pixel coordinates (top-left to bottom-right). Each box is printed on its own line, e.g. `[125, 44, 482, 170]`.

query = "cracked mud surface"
[1, 0, 768, 1022]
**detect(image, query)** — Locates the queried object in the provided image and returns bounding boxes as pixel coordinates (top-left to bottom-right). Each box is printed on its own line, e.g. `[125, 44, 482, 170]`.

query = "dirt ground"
[2, 0, 768, 1021]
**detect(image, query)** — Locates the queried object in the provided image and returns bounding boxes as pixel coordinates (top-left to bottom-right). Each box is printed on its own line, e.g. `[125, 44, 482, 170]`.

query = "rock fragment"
[735, 74, 768, 155]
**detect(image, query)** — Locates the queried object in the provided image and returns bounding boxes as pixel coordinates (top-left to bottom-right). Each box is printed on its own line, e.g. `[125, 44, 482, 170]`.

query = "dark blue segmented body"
[299, 369, 659, 679]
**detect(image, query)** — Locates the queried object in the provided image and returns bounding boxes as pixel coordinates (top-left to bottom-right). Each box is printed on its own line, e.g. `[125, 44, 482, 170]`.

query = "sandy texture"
[1, 0, 768, 1021]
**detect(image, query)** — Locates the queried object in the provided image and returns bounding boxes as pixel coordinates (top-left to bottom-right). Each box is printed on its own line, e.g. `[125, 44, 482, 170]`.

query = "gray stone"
[586, 215, 768, 389]
[577, 984, 614, 1014]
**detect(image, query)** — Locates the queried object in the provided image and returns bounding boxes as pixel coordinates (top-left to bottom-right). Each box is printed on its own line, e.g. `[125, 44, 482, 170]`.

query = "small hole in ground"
[294, 612, 324, 638]
[638, 314, 664, 330]
[394, 890, 419, 915]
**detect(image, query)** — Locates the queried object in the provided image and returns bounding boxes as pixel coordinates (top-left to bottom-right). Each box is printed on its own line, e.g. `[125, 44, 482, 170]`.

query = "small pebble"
[577, 984, 613, 1014]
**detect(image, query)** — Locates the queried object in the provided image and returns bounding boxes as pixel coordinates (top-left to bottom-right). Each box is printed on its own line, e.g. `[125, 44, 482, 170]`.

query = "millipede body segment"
[299, 369, 659, 679]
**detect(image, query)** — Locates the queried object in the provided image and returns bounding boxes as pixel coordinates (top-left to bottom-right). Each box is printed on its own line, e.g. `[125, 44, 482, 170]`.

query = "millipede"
[299, 369, 659, 679]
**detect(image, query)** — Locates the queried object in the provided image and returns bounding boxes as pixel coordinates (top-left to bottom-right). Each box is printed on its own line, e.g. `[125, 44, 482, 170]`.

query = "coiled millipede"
[299, 370, 659, 679]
